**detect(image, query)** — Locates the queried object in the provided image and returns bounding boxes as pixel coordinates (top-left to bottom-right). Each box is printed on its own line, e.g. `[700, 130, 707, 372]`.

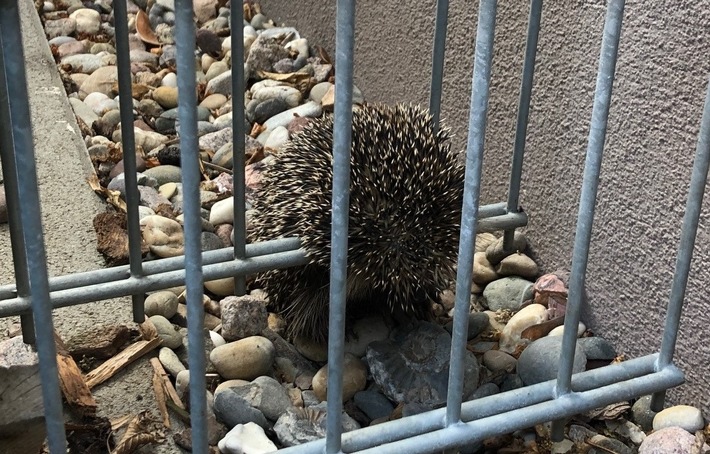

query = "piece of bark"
[55, 332, 97, 416]
[139, 317, 159, 341]
[92, 211, 149, 266]
[151, 361, 171, 428]
[0, 337, 46, 454]
[150, 358, 184, 410]
[65, 324, 132, 360]
[84, 337, 161, 389]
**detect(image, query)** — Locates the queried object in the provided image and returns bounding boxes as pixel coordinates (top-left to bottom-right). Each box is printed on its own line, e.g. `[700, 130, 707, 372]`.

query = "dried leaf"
[583, 401, 630, 421]
[110, 414, 134, 431]
[521, 315, 564, 340]
[136, 10, 161, 46]
[112, 411, 164, 454]
[87, 173, 127, 212]
[256, 70, 314, 93]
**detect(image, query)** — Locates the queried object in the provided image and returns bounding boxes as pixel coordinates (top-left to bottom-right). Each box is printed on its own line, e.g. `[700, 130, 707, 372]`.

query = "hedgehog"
[249, 103, 466, 342]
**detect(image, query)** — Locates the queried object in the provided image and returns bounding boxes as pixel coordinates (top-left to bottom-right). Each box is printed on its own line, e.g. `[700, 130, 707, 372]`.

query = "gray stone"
[205, 69, 235, 96]
[588, 435, 633, 454]
[44, 18, 76, 39]
[213, 388, 269, 429]
[500, 374, 524, 392]
[145, 290, 179, 319]
[482, 276, 534, 311]
[259, 101, 322, 137]
[68, 98, 99, 128]
[273, 405, 359, 448]
[482, 350, 517, 374]
[343, 315, 390, 357]
[468, 382, 499, 400]
[631, 395, 657, 431]
[158, 347, 185, 377]
[309, 81, 333, 103]
[220, 295, 268, 341]
[149, 315, 183, 349]
[69, 8, 100, 34]
[252, 85, 302, 108]
[254, 97, 289, 124]
[211, 142, 234, 169]
[201, 231, 223, 252]
[577, 336, 617, 361]
[79, 65, 118, 98]
[215, 376, 292, 422]
[130, 49, 159, 66]
[653, 405, 705, 433]
[445, 311, 490, 340]
[263, 125, 290, 150]
[496, 253, 539, 279]
[199, 127, 233, 151]
[312, 353, 367, 402]
[354, 390, 394, 421]
[61, 53, 103, 74]
[205, 60, 229, 82]
[517, 336, 586, 386]
[142, 165, 182, 185]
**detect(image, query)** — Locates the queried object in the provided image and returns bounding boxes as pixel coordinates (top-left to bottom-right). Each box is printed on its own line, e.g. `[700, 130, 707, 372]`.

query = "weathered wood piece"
[65, 324, 132, 359]
[84, 337, 161, 389]
[55, 332, 97, 416]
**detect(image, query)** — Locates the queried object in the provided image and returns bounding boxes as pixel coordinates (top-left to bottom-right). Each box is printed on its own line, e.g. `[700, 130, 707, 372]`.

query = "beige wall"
[260, 0, 710, 412]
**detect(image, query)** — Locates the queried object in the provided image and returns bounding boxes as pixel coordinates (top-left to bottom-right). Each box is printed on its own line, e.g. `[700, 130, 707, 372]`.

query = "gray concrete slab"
[1, 0, 184, 451]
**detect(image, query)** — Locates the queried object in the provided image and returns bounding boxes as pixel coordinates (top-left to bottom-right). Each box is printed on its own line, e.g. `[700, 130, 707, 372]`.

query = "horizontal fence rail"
[2, 0, 709, 452]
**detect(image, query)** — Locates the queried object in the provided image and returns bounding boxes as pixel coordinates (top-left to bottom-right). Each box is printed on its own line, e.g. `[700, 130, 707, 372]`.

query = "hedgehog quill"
[250, 103, 466, 342]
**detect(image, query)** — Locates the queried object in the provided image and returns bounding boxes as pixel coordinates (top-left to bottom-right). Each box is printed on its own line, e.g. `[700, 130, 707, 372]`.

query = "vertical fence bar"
[326, 0, 355, 452]
[175, 0, 208, 452]
[113, 0, 146, 323]
[552, 0, 624, 440]
[231, 0, 247, 296]
[0, 0, 67, 450]
[502, 0, 542, 251]
[428, 0, 449, 131]
[650, 76, 710, 412]
[0, 40, 35, 344]
[446, 0, 497, 427]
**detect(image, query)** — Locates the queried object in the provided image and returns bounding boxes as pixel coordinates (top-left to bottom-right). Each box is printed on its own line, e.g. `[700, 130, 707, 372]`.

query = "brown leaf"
[520, 315, 564, 341]
[583, 401, 630, 421]
[87, 174, 127, 212]
[256, 70, 314, 93]
[112, 411, 164, 454]
[136, 10, 161, 46]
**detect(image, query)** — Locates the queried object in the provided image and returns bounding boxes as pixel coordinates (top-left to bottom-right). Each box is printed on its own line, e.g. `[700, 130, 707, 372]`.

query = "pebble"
[69, 98, 99, 128]
[140, 215, 184, 258]
[486, 231, 528, 265]
[199, 127, 233, 151]
[69, 8, 101, 34]
[62, 53, 104, 74]
[258, 101, 323, 138]
[577, 336, 617, 361]
[273, 405, 359, 447]
[216, 376, 292, 422]
[516, 336, 586, 385]
[213, 387, 270, 429]
[482, 350, 517, 374]
[547, 322, 585, 338]
[142, 164, 182, 185]
[152, 86, 179, 109]
[309, 81, 333, 103]
[45, 18, 76, 39]
[444, 312, 490, 340]
[639, 426, 710, 454]
[200, 231, 223, 251]
[162, 72, 177, 87]
[204, 277, 235, 296]
[653, 405, 705, 432]
[209, 196, 234, 225]
[145, 290, 179, 318]
[354, 390, 395, 421]
[205, 61, 229, 82]
[483, 276, 534, 311]
[217, 423, 277, 454]
[79, 65, 118, 98]
[263, 125, 290, 150]
[631, 395, 657, 431]
[312, 353, 368, 402]
[158, 346, 186, 376]
[220, 295, 268, 341]
[57, 40, 85, 58]
[253, 85, 302, 108]
[209, 330, 226, 347]
[149, 315, 183, 349]
[472, 251, 498, 285]
[113, 127, 169, 153]
[210, 336, 275, 380]
[175, 370, 190, 400]
[200, 93, 227, 109]
[495, 253, 539, 279]
[468, 382, 499, 400]
[205, 69, 235, 96]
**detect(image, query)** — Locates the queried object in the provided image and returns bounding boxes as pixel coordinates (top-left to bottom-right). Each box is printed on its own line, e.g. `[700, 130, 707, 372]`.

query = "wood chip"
[151, 362, 170, 428]
[84, 337, 161, 389]
[54, 332, 97, 416]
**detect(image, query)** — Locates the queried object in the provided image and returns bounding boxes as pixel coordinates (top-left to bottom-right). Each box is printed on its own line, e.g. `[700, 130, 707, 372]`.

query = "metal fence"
[1, 0, 707, 452]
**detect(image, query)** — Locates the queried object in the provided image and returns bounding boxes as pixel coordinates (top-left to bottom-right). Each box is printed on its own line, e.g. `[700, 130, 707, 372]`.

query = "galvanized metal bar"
[174, 0, 207, 449]
[231, 0, 247, 296]
[552, 0, 624, 440]
[0, 237, 301, 299]
[326, 0, 356, 451]
[502, 0, 542, 251]
[0, 36, 35, 343]
[275, 354, 671, 453]
[446, 0, 497, 427]
[113, 0, 146, 323]
[354, 366, 683, 454]
[428, 0, 448, 130]
[651, 75, 710, 412]
[0, 248, 309, 316]
[0, 0, 67, 450]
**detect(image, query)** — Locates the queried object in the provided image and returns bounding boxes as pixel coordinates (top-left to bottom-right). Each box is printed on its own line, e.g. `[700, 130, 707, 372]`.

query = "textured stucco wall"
[260, 0, 710, 412]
